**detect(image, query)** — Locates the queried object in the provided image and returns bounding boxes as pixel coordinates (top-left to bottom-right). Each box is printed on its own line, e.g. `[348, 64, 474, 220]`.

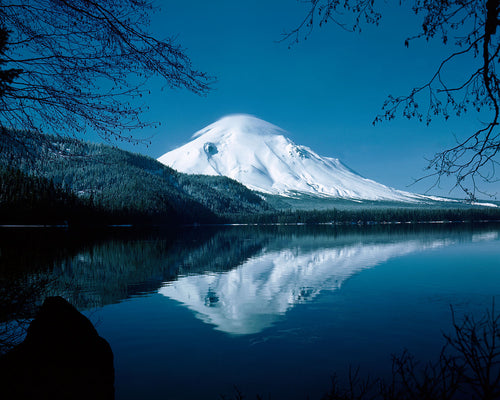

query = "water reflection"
[159, 228, 499, 335]
[3, 225, 500, 399]
[1, 224, 499, 341]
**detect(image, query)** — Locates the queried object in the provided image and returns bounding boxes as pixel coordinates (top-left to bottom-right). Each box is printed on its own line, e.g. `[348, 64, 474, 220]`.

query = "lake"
[1, 223, 500, 399]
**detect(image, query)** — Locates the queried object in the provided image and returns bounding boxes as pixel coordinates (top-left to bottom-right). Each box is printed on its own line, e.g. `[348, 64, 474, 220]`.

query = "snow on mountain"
[157, 114, 430, 202]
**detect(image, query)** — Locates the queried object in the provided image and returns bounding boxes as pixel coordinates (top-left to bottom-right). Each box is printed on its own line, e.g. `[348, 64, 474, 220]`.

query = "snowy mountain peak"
[158, 115, 428, 202]
[192, 114, 285, 140]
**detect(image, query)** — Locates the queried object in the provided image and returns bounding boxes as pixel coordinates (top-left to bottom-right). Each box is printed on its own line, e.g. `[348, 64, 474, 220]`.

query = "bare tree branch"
[285, 0, 500, 198]
[0, 0, 214, 144]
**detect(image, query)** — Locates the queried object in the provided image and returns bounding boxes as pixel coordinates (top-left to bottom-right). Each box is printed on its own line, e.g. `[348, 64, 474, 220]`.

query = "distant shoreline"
[2, 219, 500, 230]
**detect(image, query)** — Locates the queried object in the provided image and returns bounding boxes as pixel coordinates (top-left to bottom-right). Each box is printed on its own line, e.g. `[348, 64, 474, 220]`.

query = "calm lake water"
[1, 223, 500, 399]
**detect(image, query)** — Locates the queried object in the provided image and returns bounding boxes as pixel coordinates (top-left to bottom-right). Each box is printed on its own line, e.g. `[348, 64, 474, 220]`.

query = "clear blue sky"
[104, 0, 499, 199]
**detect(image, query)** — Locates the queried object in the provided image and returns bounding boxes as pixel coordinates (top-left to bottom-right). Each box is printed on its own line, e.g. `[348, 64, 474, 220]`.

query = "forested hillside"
[0, 165, 92, 224]
[0, 131, 271, 225]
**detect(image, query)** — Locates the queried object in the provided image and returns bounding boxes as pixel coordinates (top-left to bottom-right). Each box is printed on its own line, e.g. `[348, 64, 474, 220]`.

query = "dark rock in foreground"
[0, 296, 114, 399]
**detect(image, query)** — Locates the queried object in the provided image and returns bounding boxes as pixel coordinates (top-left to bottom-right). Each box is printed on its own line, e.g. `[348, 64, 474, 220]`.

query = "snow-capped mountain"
[158, 114, 429, 202]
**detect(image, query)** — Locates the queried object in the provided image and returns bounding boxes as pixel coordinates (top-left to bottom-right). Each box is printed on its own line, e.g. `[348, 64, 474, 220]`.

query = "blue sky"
[105, 0, 499, 199]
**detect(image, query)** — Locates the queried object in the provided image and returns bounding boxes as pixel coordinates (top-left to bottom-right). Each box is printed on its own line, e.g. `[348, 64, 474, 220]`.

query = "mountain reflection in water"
[1, 224, 499, 342]
[2, 224, 500, 400]
[159, 227, 499, 335]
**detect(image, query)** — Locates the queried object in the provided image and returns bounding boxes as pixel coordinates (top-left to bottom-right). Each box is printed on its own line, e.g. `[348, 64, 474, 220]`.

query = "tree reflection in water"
[1, 223, 499, 351]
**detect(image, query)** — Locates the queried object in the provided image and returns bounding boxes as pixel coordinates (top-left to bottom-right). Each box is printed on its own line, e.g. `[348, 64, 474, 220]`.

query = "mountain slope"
[0, 130, 271, 224]
[158, 114, 433, 202]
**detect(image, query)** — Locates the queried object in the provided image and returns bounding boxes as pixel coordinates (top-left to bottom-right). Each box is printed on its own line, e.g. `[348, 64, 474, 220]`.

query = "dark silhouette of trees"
[285, 1, 500, 198]
[0, 0, 213, 143]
